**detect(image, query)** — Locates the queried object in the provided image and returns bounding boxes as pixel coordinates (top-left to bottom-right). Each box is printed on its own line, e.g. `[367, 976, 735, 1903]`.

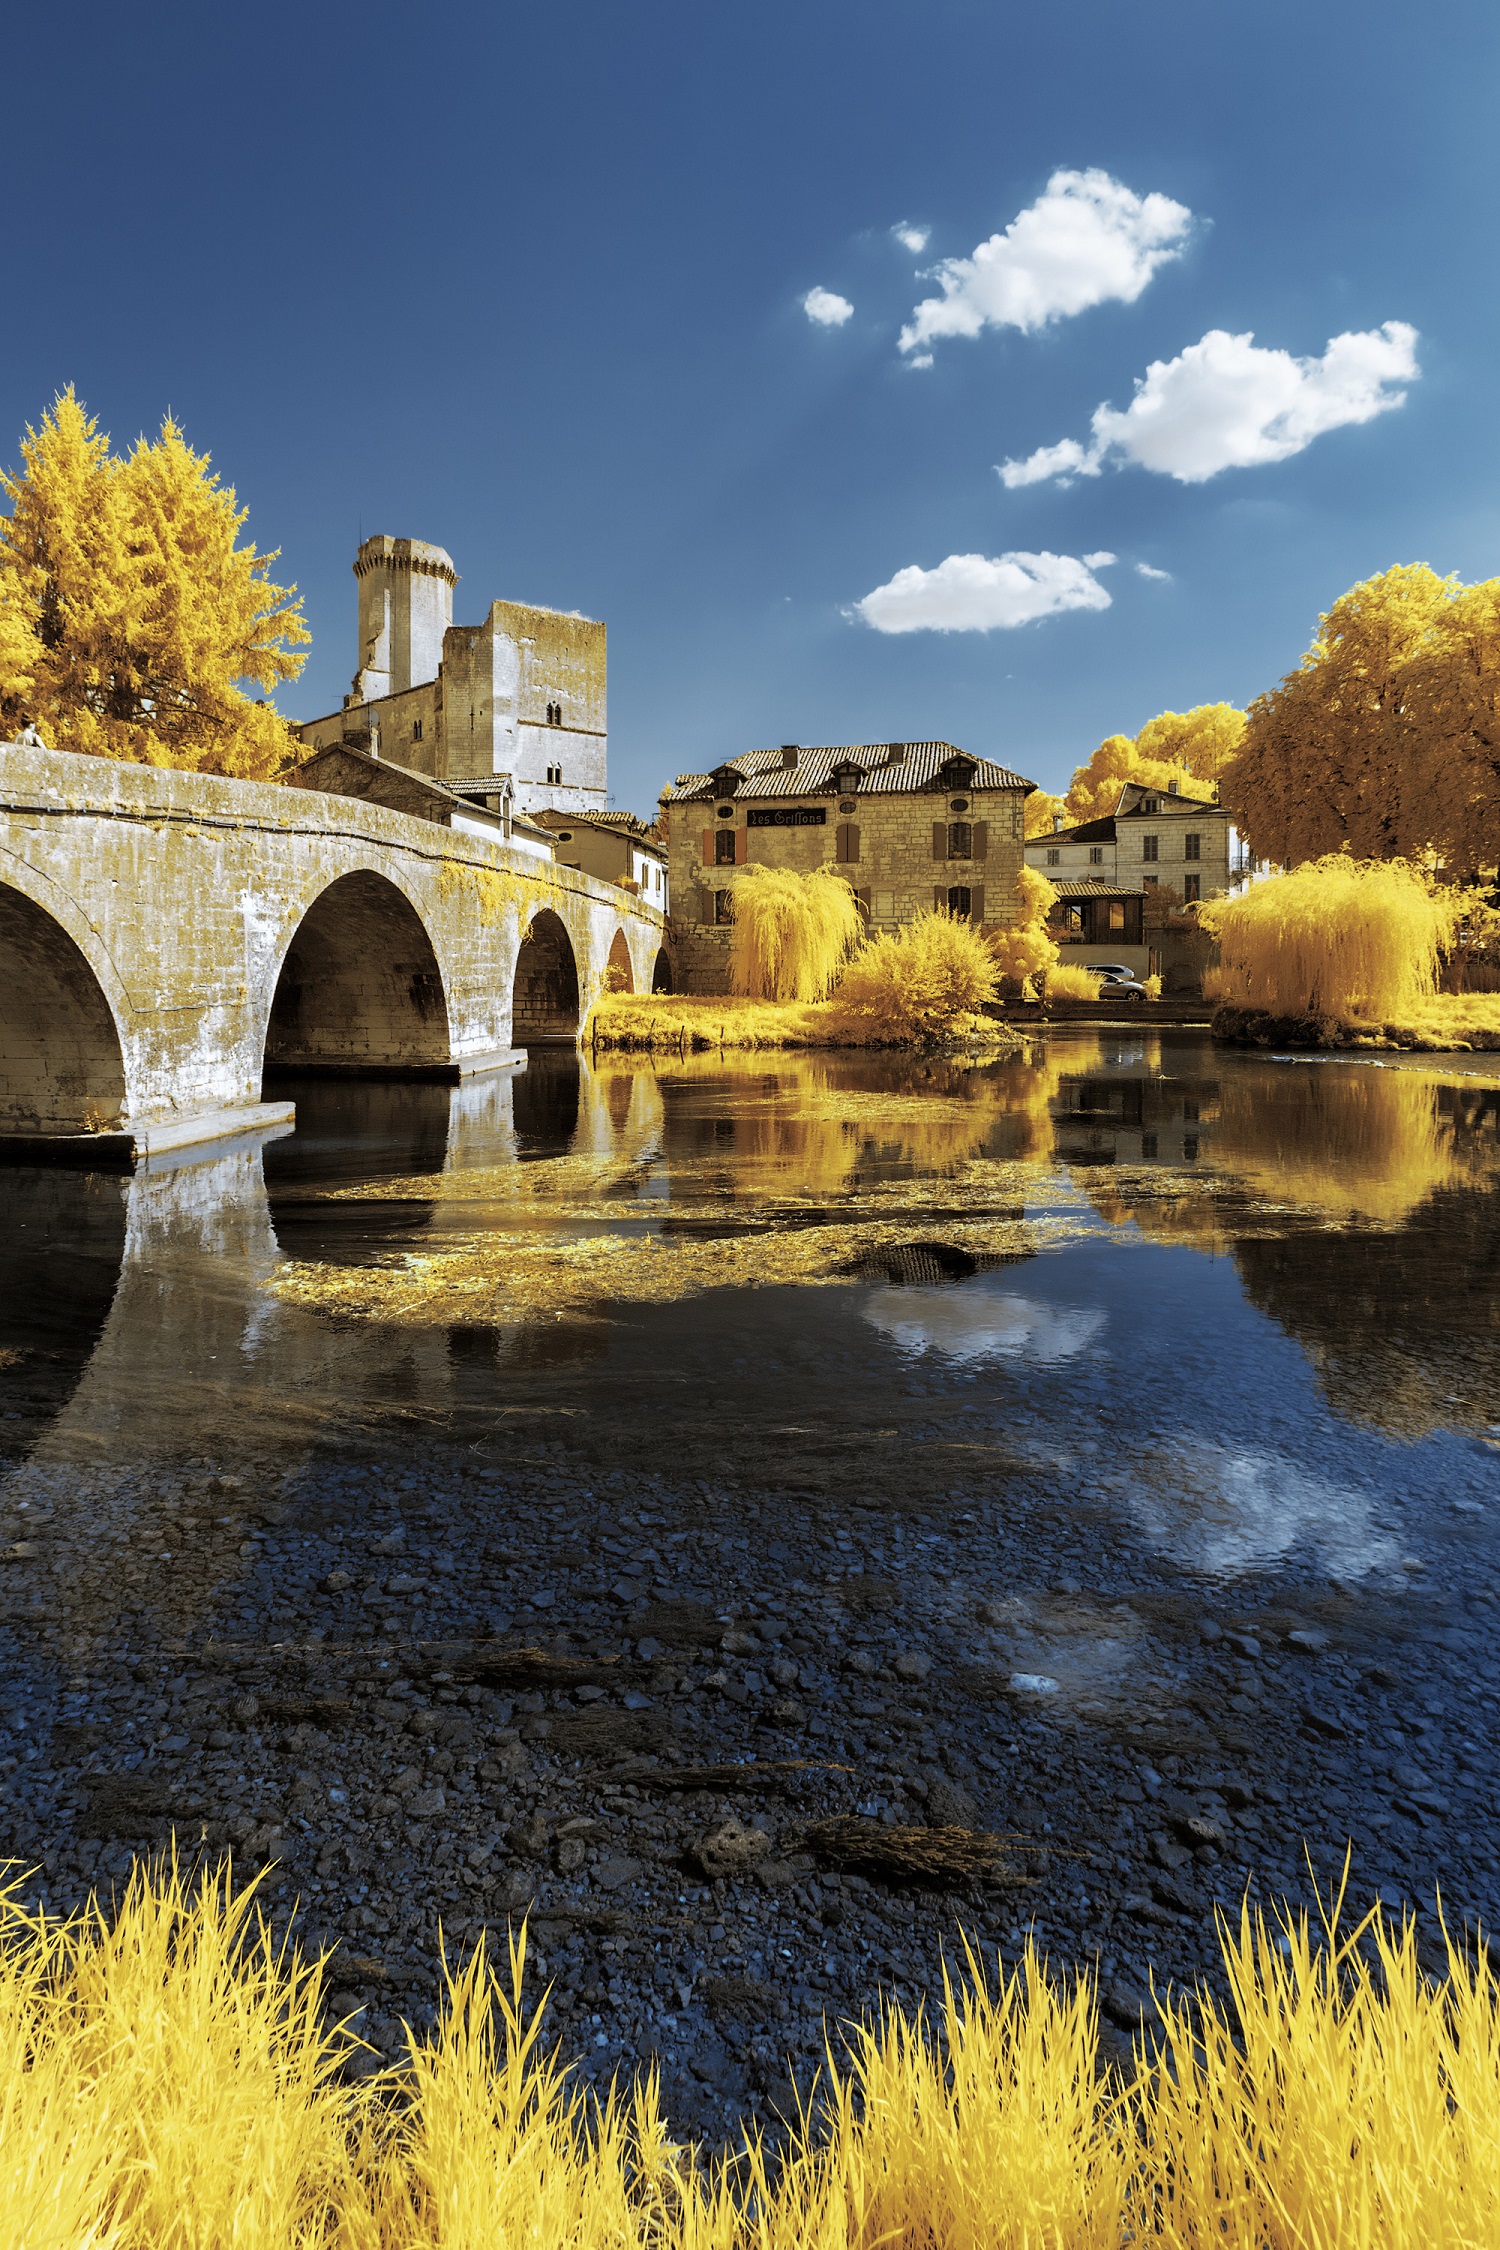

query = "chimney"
[780, 744, 799, 768]
[1053, 813, 1064, 832]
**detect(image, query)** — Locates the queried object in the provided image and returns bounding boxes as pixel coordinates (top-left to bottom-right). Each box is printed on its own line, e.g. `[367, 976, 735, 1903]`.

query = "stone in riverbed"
[693, 1818, 772, 1880]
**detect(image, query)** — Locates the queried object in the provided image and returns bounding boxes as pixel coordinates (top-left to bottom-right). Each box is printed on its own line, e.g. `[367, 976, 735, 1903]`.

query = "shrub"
[1200, 856, 1461, 1021]
[1143, 972, 1162, 999]
[1044, 962, 1104, 1001]
[832, 911, 998, 1041]
[987, 865, 1059, 997]
[727, 864, 864, 1001]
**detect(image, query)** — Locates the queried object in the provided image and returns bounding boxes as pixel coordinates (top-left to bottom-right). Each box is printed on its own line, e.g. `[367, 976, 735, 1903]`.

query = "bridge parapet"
[0, 744, 666, 1161]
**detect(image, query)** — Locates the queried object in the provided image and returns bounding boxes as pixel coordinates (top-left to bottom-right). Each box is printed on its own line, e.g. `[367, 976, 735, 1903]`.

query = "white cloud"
[1136, 562, 1172, 581]
[893, 221, 930, 253]
[900, 168, 1192, 357]
[803, 286, 853, 327]
[1000, 320, 1419, 486]
[853, 549, 1115, 634]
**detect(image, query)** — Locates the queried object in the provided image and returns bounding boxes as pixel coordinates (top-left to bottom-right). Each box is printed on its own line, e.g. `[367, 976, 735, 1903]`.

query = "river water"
[2, 1026, 1497, 2123]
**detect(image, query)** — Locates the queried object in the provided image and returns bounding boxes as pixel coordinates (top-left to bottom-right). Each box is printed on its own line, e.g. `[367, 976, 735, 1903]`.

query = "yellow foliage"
[1224, 563, 1500, 876]
[1062, 705, 1242, 826]
[988, 863, 1059, 996]
[0, 388, 308, 777]
[1044, 962, 1105, 1001]
[830, 909, 999, 1040]
[727, 863, 863, 1001]
[1142, 972, 1162, 998]
[1200, 855, 1461, 1022]
[1024, 787, 1068, 838]
[590, 992, 838, 1049]
[436, 860, 549, 930]
[1, 1857, 1496, 2249]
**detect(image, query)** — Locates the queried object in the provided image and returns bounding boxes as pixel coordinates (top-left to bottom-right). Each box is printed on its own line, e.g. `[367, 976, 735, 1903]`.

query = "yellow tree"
[1220, 564, 1496, 870]
[0, 389, 308, 777]
[1060, 706, 1243, 825]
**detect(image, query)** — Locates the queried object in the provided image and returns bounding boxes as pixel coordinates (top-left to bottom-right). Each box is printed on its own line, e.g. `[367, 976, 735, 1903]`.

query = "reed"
[3, 1858, 1497, 2248]
[1044, 963, 1106, 1002]
[728, 866, 864, 1003]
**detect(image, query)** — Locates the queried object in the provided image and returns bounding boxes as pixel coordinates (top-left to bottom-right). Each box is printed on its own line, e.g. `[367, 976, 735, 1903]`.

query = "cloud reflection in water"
[861, 1280, 1106, 1364]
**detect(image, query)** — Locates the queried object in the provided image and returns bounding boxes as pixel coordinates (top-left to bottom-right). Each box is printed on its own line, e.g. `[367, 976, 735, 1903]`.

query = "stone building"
[289, 741, 557, 860]
[659, 740, 1033, 994]
[296, 536, 607, 822]
[1024, 779, 1231, 982]
[534, 809, 668, 913]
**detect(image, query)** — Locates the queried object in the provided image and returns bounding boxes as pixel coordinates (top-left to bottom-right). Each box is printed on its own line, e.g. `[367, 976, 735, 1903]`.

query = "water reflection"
[1121, 1438, 1401, 1579]
[862, 1281, 1106, 1364]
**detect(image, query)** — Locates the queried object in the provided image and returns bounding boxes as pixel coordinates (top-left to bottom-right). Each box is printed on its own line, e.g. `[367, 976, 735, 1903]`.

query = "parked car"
[1087, 964, 1149, 1001]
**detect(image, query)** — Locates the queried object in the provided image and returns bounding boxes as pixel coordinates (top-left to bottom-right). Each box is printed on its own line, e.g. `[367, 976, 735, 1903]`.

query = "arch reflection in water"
[0, 1167, 129, 1459]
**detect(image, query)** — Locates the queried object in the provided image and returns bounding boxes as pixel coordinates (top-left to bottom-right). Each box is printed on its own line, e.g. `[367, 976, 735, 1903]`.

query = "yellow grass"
[1044, 963, 1106, 1001]
[1200, 857, 1461, 1023]
[2, 1858, 1497, 2248]
[728, 865, 865, 1002]
[589, 992, 838, 1050]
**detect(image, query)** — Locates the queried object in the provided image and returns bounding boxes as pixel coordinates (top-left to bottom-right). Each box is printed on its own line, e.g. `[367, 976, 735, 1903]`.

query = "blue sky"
[6, 0, 1498, 814]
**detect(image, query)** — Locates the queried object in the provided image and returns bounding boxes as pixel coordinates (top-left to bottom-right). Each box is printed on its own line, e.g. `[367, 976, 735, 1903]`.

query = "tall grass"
[1200, 857, 1460, 1022]
[728, 866, 864, 1003]
[3, 1857, 1498, 2247]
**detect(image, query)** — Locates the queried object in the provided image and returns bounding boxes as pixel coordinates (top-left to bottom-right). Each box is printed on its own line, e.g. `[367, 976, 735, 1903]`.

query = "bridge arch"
[604, 928, 635, 993]
[513, 909, 581, 1046]
[651, 946, 673, 994]
[263, 870, 453, 1078]
[0, 880, 129, 1131]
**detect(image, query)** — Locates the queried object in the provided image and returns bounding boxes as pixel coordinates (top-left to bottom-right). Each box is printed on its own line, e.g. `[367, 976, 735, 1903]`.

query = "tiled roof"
[537, 807, 663, 844]
[1047, 877, 1138, 899]
[1115, 781, 1222, 816]
[1030, 814, 1117, 844]
[660, 741, 1034, 803]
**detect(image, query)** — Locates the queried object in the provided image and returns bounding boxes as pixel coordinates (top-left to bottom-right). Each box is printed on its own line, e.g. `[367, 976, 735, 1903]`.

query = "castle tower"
[351, 537, 458, 703]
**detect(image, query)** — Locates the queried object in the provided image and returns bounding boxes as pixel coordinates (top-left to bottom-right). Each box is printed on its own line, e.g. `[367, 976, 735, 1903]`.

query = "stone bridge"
[0, 744, 668, 1160]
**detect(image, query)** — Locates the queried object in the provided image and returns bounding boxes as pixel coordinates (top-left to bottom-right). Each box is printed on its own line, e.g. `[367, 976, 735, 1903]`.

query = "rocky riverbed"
[2, 1427, 1495, 2142]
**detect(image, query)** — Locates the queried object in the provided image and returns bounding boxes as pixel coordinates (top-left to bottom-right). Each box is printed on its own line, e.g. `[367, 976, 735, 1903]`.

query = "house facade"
[659, 740, 1033, 993]
[1024, 780, 1231, 981]
[535, 808, 668, 913]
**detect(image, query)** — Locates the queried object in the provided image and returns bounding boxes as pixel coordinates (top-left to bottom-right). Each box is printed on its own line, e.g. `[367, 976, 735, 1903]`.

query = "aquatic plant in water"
[1, 1855, 1497, 2246]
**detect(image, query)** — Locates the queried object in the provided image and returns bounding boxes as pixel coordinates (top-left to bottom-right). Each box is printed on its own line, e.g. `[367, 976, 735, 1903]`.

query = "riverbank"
[2, 1856, 1489, 2247]
[588, 992, 1018, 1052]
[1214, 999, 1500, 1051]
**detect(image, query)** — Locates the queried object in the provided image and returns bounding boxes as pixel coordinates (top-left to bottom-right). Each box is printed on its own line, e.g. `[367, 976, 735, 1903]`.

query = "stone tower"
[351, 537, 458, 703]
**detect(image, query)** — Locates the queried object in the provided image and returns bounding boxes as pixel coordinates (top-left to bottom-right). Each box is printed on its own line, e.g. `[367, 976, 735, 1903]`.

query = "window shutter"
[970, 883, 985, 924]
[735, 829, 747, 864]
[972, 821, 988, 861]
[934, 885, 947, 913]
[701, 829, 713, 864]
[933, 821, 946, 861]
[856, 887, 872, 918]
[836, 823, 861, 863]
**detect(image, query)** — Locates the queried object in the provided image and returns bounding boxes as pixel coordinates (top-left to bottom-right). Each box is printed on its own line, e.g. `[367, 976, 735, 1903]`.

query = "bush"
[727, 864, 863, 1002]
[1044, 963, 1103, 1001]
[831, 911, 998, 1041]
[987, 865, 1059, 997]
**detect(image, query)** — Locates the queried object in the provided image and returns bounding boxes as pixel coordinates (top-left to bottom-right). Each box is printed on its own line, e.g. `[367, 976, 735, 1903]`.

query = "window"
[1089, 845, 1104, 866]
[412, 719, 423, 742]
[1182, 1098, 1200, 1122]
[1184, 831, 1201, 861]
[545, 764, 563, 784]
[1143, 874, 1159, 889]
[714, 827, 738, 865]
[1108, 902, 1125, 931]
[948, 821, 973, 859]
[545, 701, 562, 726]
[1046, 847, 1061, 867]
[1142, 833, 1159, 862]
[946, 885, 972, 918]
[1183, 1134, 1200, 1160]
[1183, 872, 1201, 904]
[713, 889, 733, 925]
[1141, 796, 1159, 814]
[1141, 1133, 1158, 1161]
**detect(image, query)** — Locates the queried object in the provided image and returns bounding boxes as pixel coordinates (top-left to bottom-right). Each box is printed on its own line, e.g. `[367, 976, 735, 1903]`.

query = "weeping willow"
[728, 864, 864, 1001]
[1200, 857, 1461, 1021]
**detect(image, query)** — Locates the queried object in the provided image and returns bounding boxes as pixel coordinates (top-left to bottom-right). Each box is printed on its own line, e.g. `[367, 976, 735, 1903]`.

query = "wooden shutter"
[972, 821, 988, 861]
[934, 885, 947, 913]
[701, 829, 713, 864]
[933, 821, 947, 861]
[735, 829, 747, 863]
[856, 887, 872, 918]
[970, 884, 985, 924]
[836, 823, 861, 863]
